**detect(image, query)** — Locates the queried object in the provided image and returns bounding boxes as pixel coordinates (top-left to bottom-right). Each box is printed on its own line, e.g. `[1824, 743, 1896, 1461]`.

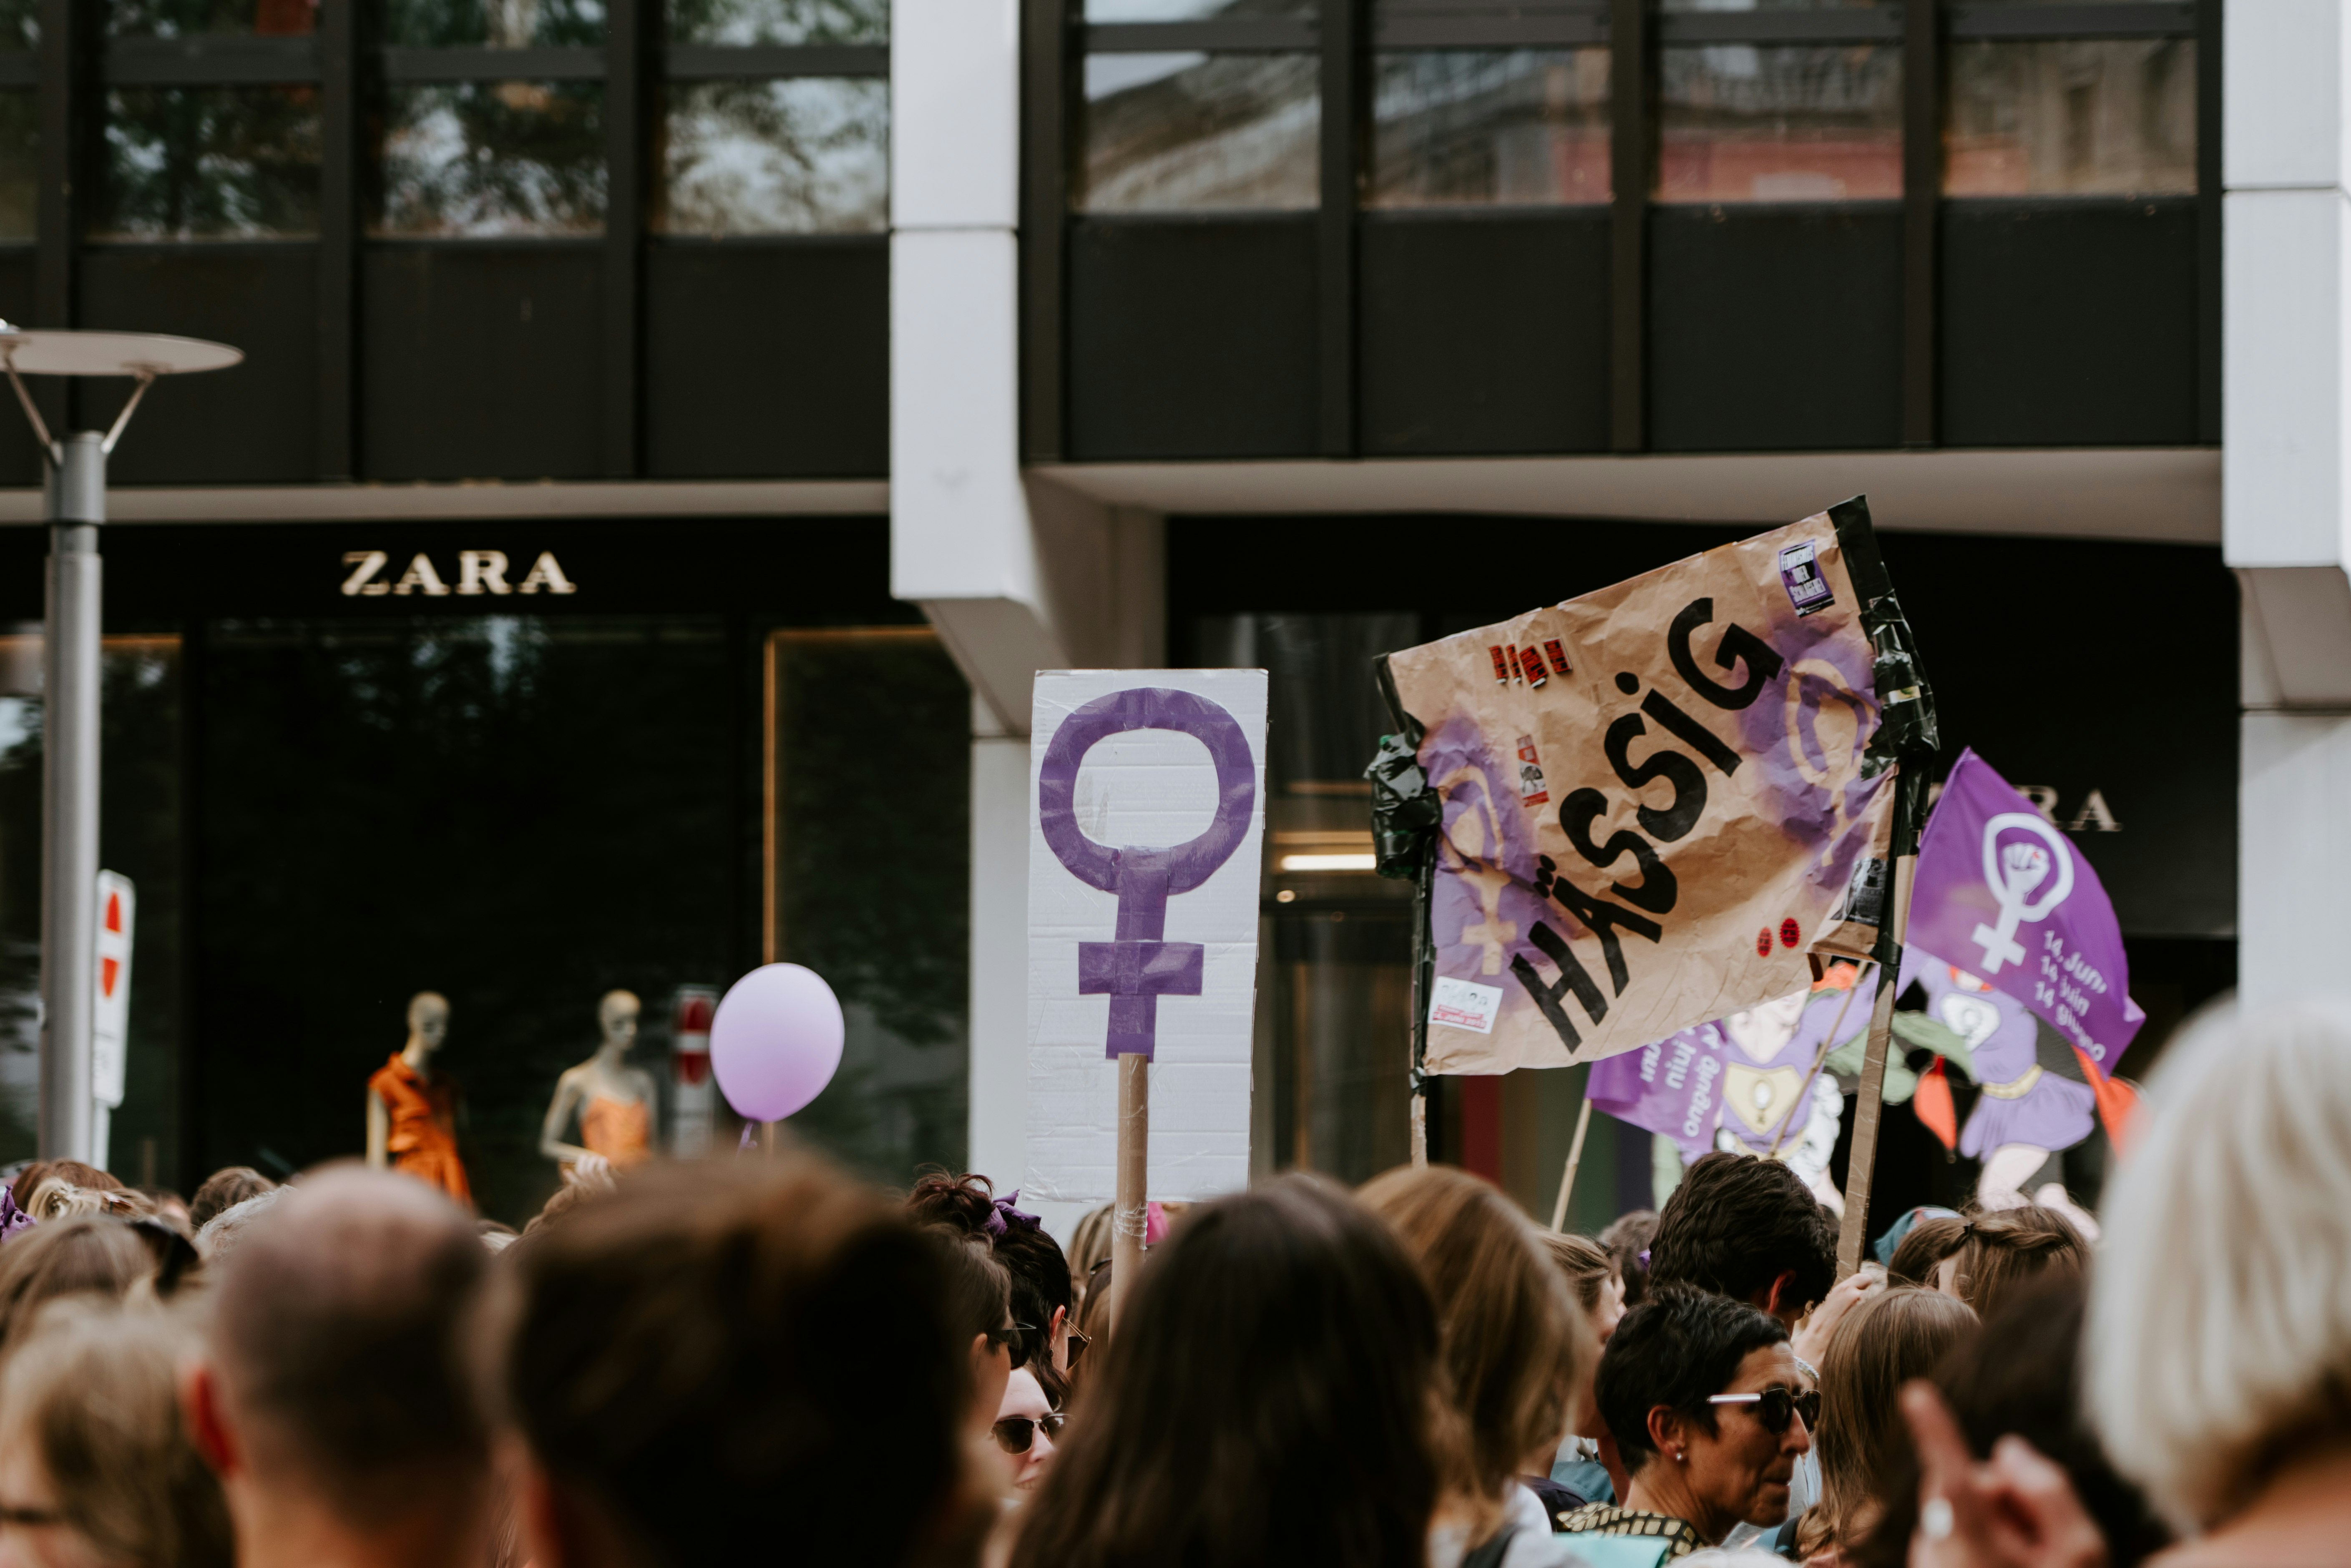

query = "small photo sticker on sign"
[1777, 541, 1834, 616]
[1430, 976, 1504, 1035]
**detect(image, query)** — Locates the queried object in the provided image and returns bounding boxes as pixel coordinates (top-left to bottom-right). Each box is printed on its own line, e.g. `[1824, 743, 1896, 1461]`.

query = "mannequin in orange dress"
[538, 990, 657, 1175]
[364, 991, 472, 1206]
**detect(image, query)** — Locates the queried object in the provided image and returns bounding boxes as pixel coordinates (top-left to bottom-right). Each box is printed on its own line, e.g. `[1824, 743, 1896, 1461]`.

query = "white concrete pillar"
[2225, 0, 2351, 1005]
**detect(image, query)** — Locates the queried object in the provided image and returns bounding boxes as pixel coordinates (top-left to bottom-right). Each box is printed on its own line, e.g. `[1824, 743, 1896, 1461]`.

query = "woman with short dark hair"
[1564, 1289, 1814, 1560]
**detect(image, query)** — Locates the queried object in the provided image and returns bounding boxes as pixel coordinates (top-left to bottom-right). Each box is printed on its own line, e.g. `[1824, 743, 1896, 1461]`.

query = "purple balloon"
[710, 963, 845, 1123]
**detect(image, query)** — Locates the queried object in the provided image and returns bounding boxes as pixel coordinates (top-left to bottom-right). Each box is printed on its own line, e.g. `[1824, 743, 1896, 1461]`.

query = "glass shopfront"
[0, 518, 968, 1225]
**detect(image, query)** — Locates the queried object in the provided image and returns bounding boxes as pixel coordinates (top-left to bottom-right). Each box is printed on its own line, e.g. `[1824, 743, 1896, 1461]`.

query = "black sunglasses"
[1707, 1386, 1819, 1435]
[990, 1411, 1066, 1455]
[987, 1319, 1038, 1371]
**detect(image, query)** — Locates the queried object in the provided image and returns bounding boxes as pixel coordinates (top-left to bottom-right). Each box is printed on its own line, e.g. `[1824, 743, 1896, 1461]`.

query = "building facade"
[0, 0, 2294, 1231]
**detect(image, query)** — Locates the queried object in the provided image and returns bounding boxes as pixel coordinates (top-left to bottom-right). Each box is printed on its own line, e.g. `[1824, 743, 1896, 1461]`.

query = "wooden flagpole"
[1110, 1052, 1149, 1329]
[1766, 960, 1874, 1160]
[1549, 1095, 1594, 1231]
[1835, 856, 1915, 1279]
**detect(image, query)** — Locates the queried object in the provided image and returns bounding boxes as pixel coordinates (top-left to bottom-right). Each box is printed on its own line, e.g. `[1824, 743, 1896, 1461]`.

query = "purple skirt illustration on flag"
[1901, 949, 2094, 1158]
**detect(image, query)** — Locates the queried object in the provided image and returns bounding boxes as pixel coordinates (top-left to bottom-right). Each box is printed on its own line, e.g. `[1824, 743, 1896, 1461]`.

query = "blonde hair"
[1359, 1165, 1592, 1498]
[1540, 1231, 1615, 1314]
[0, 1216, 156, 1349]
[2089, 1000, 2351, 1533]
[0, 1299, 233, 1568]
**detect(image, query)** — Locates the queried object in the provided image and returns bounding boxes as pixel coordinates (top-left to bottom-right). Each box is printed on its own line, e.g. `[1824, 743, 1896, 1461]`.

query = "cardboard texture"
[1383, 513, 1898, 1073]
[1024, 671, 1267, 1204]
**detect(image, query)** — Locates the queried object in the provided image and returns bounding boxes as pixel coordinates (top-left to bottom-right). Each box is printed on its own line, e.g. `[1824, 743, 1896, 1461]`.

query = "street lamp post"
[0, 327, 241, 1163]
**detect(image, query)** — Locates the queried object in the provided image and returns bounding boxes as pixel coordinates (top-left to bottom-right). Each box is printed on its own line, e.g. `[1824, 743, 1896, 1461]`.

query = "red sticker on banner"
[1488, 645, 1510, 683]
[1755, 928, 1773, 958]
[1517, 645, 1548, 687]
[1542, 639, 1571, 676]
[1779, 917, 1801, 950]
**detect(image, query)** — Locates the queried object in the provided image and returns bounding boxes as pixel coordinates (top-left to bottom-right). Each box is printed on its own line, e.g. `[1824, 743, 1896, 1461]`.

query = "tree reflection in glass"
[1078, 52, 1318, 212]
[96, 86, 322, 239]
[382, 0, 602, 48]
[373, 82, 605, 236]
[656, 79, 886, 235]
[108, 0, 314, 39]
[667, 0, 884, 46]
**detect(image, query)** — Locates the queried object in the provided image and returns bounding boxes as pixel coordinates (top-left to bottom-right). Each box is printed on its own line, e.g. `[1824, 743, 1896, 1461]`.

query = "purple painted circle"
[1037, 687, 1255, 895]
[710, 962, 845, 1122]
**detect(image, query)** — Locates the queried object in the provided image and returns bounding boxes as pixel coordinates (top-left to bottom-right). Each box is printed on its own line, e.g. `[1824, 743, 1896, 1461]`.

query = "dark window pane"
[1078, 53, 1317, 212]
[1947, 39, 2195, 196]
[1658, 43, 1900, 202]
[0, 0, 34, 48]
[381, 0, 603, 48]
[656, 78, 886, 234]
[0, 92, 30, 240]
[108, 0, 313, 39]
[96, 86, 322, 239]
[1371, 50, 1608, 208]
[372, 82, 604, 236]
[668, 0, 883, 46]
[1660, 0, 1878, 8]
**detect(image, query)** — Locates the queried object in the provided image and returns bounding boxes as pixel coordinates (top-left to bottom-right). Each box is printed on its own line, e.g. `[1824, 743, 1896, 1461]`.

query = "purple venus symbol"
[1038, 687, 1257, 1060]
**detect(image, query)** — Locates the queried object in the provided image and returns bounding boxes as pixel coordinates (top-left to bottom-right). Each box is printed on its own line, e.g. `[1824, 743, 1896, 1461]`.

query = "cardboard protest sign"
[1906, 748, 2145, 1075]
[1024, 671, 1267, 1203]
[1382, 511, 1901, 1074]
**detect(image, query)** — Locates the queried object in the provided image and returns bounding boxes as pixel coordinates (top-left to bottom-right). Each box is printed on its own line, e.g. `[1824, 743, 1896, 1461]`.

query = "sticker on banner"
[1778, 541, 1834, 616]
[1431, 975, 1504, 1034]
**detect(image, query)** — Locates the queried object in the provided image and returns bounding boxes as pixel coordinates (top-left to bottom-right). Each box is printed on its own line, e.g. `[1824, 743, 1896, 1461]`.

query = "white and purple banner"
[1023, 671, 1267, 1205]
[1906, 748, 2145, 1075]
[1586, 1020, 1730, 1163]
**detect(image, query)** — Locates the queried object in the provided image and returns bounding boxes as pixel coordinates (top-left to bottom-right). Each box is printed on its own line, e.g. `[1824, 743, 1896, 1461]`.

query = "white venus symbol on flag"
[1970, 812, 2074, 975]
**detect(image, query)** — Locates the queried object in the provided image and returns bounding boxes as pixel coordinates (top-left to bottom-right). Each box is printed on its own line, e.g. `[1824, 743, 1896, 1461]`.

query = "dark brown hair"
[1648, 1152, 1836, 1317]
[0, 1215, 155, 1349]
[1886, 1214, 1968, 1287]
[1600, 1209, 1659, 1307]
[1009, 1174, 1443, 1568]
[187, 1167, 277, 1232]
[907, 1170, 1072, 1361]
[1806, 1287, 1978, 1555]
[1360, 1164, 1586, 1499]
[208, 1168, 488, 1525]
[1887, 1208, 2086, 1323]
[506, 1156, 971, 1568]
[1854, 1274, 2169, 1568]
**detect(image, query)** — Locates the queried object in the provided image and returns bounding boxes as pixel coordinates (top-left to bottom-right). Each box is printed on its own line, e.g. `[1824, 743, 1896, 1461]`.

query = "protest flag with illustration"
[1379, 502, 1914, 1075]
[1904, 748, 2145, 1078]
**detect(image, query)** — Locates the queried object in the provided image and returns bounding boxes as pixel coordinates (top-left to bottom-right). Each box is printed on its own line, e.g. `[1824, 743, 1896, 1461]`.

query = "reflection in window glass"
[1371, 50, 1607, 208]
[657, 79, 886, 234]
[1079, 53, 1318, 212]
[95, 87, 321, 239]
[108, 0, 312, 38]
[0, 0, 34, 48]
[1946, 39, 2194, 196]
[380, 0, 601, 49]
[1659, 0, 1877, 8]
[1658, 43, 1900, 202]
[373, 83, 604, 236]
[1085, 0, 1308, 21]
[0, 93, 30, 240]
[668, 0, 883, 46]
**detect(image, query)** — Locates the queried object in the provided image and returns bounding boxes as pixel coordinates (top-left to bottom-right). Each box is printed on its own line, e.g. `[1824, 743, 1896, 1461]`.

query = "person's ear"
[1644, 1404, 1694, 1465]
[520, 1457, 584, 1568]
[1050, 1304, 1069, 1342]
[179, 1362, 239, 1479]
[1759, 1269, 1798, 1321]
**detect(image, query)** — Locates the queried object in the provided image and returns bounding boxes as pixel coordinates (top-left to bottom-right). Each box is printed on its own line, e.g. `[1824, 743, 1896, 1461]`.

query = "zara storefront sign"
[339, 550, 578, 598]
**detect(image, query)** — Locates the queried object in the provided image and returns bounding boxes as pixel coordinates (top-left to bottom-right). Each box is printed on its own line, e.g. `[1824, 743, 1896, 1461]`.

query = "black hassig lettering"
[1668, 597, 1787, 711]
[1558, 788, 1679, 915]
[1543, 870, 1662, 995]
[1641, 689, 1743, 776]
[1511, 920, 1608, 1049]
[1605, 714, 1708, 844]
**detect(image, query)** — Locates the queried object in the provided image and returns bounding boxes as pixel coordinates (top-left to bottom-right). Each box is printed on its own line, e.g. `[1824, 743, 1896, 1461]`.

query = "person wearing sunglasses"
[1561, 1289, 1815, 1562]
[991, 1367, 1064, 1495]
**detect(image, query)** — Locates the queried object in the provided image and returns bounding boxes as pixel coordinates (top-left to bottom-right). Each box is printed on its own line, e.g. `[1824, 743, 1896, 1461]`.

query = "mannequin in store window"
[365, 991, 473, 1207]
[538, 990, 657, 1178]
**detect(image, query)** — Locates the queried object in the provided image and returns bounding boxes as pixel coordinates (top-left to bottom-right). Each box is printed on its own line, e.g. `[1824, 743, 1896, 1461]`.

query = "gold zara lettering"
[337, 550, 577, 598]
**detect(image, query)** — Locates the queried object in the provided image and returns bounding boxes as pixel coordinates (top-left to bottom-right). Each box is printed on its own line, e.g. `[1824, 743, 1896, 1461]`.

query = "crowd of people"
[0, 998, 2336, 1567]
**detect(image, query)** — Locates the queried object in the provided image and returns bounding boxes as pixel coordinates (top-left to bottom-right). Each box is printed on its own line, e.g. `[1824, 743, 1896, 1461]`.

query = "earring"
[1675, 1449, 1686, 1463]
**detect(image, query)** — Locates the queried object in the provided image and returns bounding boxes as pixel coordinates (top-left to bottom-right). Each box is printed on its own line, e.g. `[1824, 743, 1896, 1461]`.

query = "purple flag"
[1906, 749, 2145, 1074]
[1586, 1021, 1730, 1163]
